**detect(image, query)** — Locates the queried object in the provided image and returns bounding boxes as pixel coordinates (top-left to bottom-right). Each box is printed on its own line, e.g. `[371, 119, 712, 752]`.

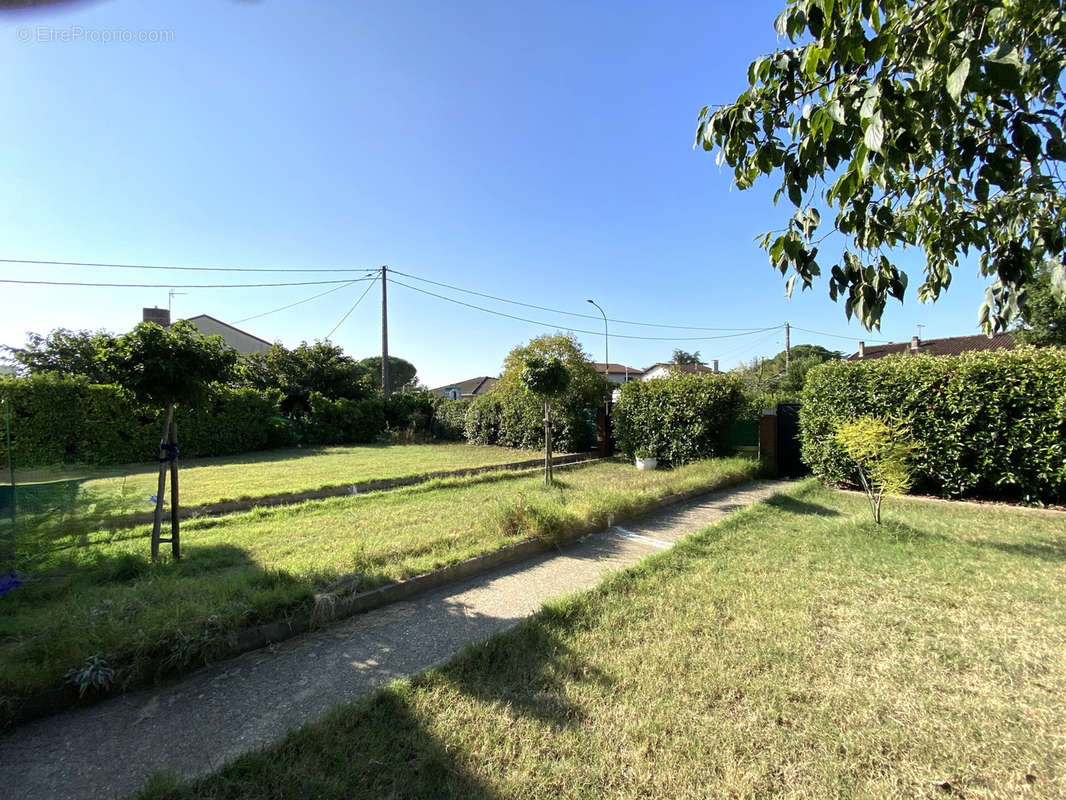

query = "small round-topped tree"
[519, 355, 571, 486]
[106, 321, 236, 559]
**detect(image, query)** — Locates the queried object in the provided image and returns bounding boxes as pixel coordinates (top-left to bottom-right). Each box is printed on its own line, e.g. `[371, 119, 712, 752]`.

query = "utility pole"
[784, 321, 791, 369]
[381, 266, 390, 399]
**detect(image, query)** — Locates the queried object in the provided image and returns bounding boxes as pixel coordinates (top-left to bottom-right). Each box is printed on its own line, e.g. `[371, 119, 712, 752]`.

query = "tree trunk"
[169, 415, 181, 559]
[151, 405, 174, 560]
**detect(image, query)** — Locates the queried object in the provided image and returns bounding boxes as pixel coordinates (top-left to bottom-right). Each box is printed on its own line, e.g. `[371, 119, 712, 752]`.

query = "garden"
[139, 480, 1066, 799]
[0, 457, 761, 728]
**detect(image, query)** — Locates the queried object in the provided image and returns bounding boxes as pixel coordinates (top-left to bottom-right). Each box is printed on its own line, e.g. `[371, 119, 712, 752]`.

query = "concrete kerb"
[6, 472, 766, 729]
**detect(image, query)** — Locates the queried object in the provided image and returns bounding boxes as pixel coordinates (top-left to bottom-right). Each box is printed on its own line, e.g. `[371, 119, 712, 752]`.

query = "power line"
[390, 277, 783, 341]
[0, 278, 375, 289]
[326, 279, 378, 340]
[789, 325, 891, 343]
[0, 257, 377, 274]
[389, 268, 768, 332]
[233, 280, 365, 324]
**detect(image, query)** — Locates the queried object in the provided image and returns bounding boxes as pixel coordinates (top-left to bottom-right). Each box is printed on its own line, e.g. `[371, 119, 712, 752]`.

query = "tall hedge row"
[612, 372, 746, 465]
[800, 349, 1066, 503]
[464, 391, 597, 453]
[0, 375, 393, 468]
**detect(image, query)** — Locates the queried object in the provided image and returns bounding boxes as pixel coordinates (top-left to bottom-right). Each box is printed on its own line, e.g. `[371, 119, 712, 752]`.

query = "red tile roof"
[846, 333, 1016, 360]
[593, 362, 644, 375]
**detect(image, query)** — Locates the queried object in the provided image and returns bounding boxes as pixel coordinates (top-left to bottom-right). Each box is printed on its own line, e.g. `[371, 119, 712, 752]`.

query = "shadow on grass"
[852, 519, 950, 545]
[764, 494, 842, 517]
[973, 538, 1066, 563]
[159, 682, 507, 800]
[438, 608, 609, 730]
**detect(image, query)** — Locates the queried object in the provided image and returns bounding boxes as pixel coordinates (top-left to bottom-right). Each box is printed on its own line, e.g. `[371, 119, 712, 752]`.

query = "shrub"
[612, 372, 746, 465]
[0, 375, 286, 468]
[835, 416, 913, 523]
[383, 390, 434, 439]
[463, 334, 601, 453]
[303, 393, 386, 445]
[430, 397, 470, 441]
[800, 348, 1066, 503]
[465, 390, 596, 452]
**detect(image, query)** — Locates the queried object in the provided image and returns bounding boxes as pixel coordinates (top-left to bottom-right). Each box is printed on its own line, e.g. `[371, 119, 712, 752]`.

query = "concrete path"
[0, 479, 790, 800]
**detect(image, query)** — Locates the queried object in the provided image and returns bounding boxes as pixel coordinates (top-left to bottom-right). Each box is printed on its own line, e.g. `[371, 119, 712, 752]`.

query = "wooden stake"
[544, 400, 553, 486]
[151, 405, 174, 560]
[168, 415, 180, 559]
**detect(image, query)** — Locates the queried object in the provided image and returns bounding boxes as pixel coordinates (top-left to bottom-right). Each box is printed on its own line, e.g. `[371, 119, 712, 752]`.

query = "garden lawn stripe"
[0, 480, 789, 800]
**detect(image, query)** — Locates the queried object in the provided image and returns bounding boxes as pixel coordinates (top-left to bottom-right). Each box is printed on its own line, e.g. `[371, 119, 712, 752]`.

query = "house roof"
[183, 314, 273, 349]
[430, 376, 498, 397]
[845, 333, 1016, 360]
[643, 362, 717, 374]
[592, 362, 644, 375]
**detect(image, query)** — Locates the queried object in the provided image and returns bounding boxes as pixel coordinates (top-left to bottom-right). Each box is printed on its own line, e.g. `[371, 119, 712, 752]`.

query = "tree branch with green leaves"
[697, 0, 1066, 332]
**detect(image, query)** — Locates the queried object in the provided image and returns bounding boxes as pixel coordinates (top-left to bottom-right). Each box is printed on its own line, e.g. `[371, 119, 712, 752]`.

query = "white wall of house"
[187, 317, 271, 355]
[640, 365, 671, 381]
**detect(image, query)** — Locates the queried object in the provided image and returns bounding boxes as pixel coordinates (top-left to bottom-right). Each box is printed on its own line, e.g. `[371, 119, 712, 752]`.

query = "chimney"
[857, 341, 865, 358]
[910, 335, 920, 352]
[143, 307, 171, 327]
[711, 359, 719, 373]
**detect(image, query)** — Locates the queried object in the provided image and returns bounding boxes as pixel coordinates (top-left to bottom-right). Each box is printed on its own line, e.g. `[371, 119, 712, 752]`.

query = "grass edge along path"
[138, 481, 1066, 800]
[1, 458, 762, 729]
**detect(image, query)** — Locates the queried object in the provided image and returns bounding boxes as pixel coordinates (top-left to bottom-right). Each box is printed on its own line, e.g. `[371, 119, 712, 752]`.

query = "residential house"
[140, 308, 273, 356]
[592, 363, 644, 384]
[846, 333, 1016, 360]
[640, 360, 720, 380]
[183, 314, 273, 356]
[431, 376, 498, 400]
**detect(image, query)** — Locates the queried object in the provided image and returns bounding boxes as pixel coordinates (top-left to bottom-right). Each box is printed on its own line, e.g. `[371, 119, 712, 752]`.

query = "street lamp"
[586, 299, 610, 431]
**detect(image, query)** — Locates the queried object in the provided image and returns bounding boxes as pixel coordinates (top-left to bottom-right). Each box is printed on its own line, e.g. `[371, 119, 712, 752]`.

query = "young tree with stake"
[520, 355, 571, 486]
[105, 321, 236, 559]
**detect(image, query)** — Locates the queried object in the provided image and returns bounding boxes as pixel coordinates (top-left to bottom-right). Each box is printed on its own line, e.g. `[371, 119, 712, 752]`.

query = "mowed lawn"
[11, 442, 545, 509]
[0, 457, 760, 726]
[144, 482, 1066, 800]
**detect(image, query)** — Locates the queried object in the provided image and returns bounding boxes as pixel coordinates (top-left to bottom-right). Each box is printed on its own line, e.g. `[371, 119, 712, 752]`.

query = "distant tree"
[733, 344, 841, 407]
[520, 356, 571, 485]
[1014, 263, 1066, 347]
[468, 333, 605, 452]
[239, 341, 371, 416]
[671, 349, 702, 365]
[697, 0, 1066, 333]
[2, 328, 117, 383]
[357, 356, 418, 394]
[499, 333, 604, 412]
[104, 321, 237, 558]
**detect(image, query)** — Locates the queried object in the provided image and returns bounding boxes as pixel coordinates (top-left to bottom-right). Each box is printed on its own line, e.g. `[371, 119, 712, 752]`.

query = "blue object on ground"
[0, 571, 22, 596]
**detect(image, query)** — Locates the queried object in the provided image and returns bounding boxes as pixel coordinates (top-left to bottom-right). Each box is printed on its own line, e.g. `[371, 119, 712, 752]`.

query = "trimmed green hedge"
[304, 393, 386, 445]
[612, 373, 746, 465]
[430, 397, 469, 441]
[464, 391, 596, 453]
[800, 349, 1066, 503]
[0, 375, 391, 468]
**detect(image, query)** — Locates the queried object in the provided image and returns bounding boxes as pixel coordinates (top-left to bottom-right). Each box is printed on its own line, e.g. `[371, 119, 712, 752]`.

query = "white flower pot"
[635, 457, 657, 471]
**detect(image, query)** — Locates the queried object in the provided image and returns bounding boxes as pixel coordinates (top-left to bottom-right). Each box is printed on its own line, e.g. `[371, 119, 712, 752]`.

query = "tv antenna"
[169, 289, 187, 315]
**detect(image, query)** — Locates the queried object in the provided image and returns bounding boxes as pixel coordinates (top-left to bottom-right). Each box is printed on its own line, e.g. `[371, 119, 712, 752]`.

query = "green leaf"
[863, 113, 884, 153]
[947, 57, 970, 104]
[826, 100, 846, 124]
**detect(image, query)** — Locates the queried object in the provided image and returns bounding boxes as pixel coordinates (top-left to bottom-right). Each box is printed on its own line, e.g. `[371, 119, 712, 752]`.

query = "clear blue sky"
[0, 0, 991, 388]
